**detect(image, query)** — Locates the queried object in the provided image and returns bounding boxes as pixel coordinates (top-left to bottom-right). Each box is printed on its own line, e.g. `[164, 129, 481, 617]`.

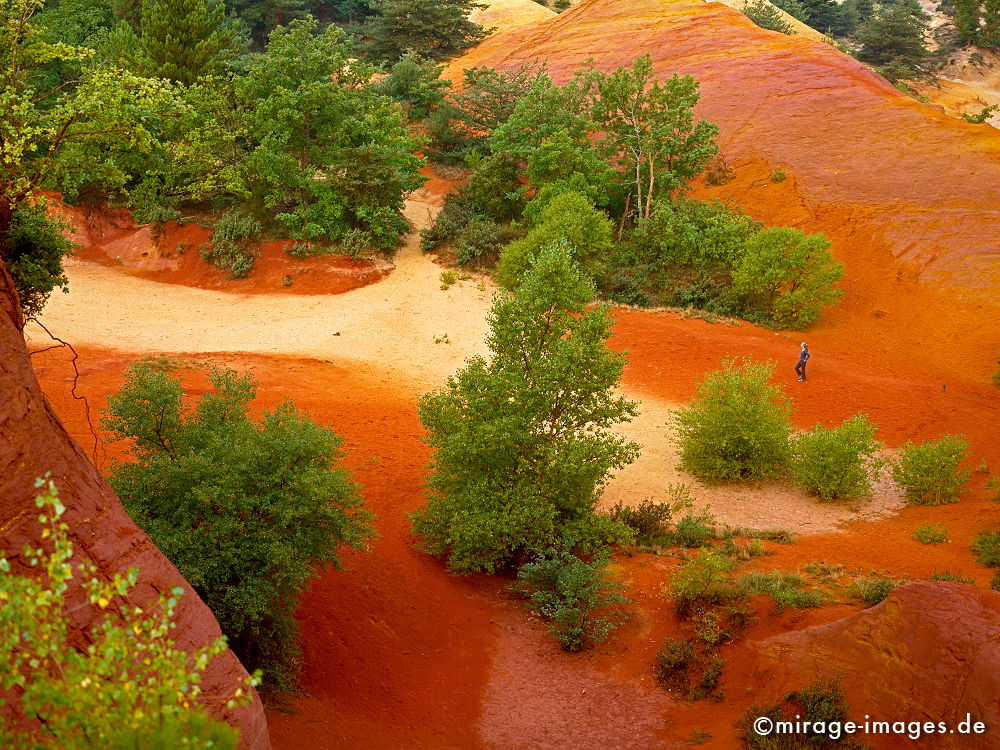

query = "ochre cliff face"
[0, 270, 269, 749]
[751, 583, 1000, 747]
[447, 0, 1000, 378]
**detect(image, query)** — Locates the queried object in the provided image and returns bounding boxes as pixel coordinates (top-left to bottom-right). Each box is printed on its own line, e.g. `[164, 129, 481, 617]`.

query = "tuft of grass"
[847, 575, 908, 607]
[928, 570, 974, 585]
[913, 522, 948, 545]
[717, 526, 795, 544]
[972, 529, 1000, 567]
[737, 571, 823, 611]
[439, 270, 458, 290]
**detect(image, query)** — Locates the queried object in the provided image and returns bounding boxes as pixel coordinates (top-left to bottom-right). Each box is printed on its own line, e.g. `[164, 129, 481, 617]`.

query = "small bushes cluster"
[913, 522, 949, 544]
[972, 529, 1000, 568]
[892, 434, 971, 505]
[653, 638, 725, 701]
[200, 209, 263, 279]
[667, 548, 738, 618]
[737, 571, 824, 611]
[847, 575, 907, 606]
[929, 570, 975, 585]
[739, 676, 864, 749]
[514, 549, 630, 652]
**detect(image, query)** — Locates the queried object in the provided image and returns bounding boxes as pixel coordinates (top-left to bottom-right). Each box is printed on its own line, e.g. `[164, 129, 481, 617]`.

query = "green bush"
[732, 227, 844, 329]
[848, 576, 906, 606]
[928, 570, 975, 584]
[791, 413, 884, 501]
[891, 434, 971, 505]
[667, 548, 737, 617]
[789, 675, 848, 727]
[411, 245, 639, 573]
[373, 51, 448, 120]
[669, 509, 717, 548]
[674, 358, 793, 482]
[737, 570, 822, 611]
[972, 529, 1000, 567]
[3, 203, 74, 318]
[199, 209, 263, 279]
[515, 549, 630, 651]
[608, 485, 693, 546]
[913, 522, 948, 544]
[740, 676, 856, 749]
[743, 0, 794, 33]
[103, 364, 375, 693]
[653, 637, 696, 692]
[0, 481, 253, 748]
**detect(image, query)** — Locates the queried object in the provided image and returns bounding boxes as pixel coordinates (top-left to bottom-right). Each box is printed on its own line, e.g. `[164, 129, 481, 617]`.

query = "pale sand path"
[33, 194, 903, 534]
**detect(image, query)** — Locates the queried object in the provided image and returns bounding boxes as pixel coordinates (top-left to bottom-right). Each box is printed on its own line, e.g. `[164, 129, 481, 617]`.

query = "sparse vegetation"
[913, 522, 949, 544]
[891, 434, 971, 505]
[737, 570, 823, 611]
[675, 358, 793, 482]
[972, 529, 1000, 567]
[848, 575, 907, 606]
[667, 548, 737, 617]
[928, 570, 975, 584]
[740, 676, 862, 749]
[608, 485, 694, 546]
[791, 413, 883, 501]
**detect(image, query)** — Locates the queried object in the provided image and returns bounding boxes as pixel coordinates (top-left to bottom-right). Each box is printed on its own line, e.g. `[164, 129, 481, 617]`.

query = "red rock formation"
[446, 0, 1000, 379]
[0, 268, 269, 749]
[751, 582, 1000, 747]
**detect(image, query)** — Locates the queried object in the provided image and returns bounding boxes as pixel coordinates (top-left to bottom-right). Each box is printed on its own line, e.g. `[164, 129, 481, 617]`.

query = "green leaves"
[104, 362, 375, 693]
[891, 434, 971, 505]
[791, 413, 884, 501]
[412, 245, 639, 573]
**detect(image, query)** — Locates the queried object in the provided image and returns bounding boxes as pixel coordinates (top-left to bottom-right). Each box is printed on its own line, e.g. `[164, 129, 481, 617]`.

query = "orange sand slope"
[447, 0, 1000, 380]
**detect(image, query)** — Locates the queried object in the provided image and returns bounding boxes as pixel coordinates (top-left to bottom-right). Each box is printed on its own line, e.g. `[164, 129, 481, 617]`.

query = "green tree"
[237, 19, 424, 249]
[360, 0, 490, 63]
[891, 434, 971, 505]
[854, 1, 932, 80]
[1, 480, 254, 748]
[951, 0, 1000, 48]
[496, 191, 614, 287]
[107, 0, 238, 84]
[374, 50, 449, 121]
[674, 358, 793, 482]
[1, 0, 184, 316]
[791, 413, 884, 500]
[412, 244, 639, 574]
[743, 0, 794, 33]
[583, 56, 719, 221]
[732, 226, 844, 329]
[103, 363, 375, 693]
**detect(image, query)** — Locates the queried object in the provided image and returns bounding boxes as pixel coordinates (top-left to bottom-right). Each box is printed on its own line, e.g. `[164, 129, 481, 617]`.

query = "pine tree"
[360, 0, 490, 62]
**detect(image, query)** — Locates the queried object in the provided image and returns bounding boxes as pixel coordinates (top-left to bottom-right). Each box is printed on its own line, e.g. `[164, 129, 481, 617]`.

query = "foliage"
[514, 549, 630, 651]
[106, 0, 238, 84]
[740, 677, 863, 749]
[373, 51, 448, 120]
[847, 575, 905, 606]
[670, 510, 717, 548]
[199, 209, 262, 278]
[360, 0, 490, 63]
[928, 570, 975, 584]
[743, 0, 794, 33]
[0, 479, 254, 748]
[653, 637, 696, 692]
[891, 434, 971, 505]
[607, 485, 693, 546]
[732, 227, 844, 329]
[913, 522, 949, 544]
[737, 570, 823, 611]
[2, 203, 73, 318]
[674, 358, 793, 482]
[972, 529, 1000, 567]
[237, 19, 424, 250]
[854, 1, 933, 81]
[771, 0, 809, 22]
[103, 363, 375, 693]
[951, 0, 1000, 49]
[497, 192, 614, 287]
[667, 548, 736, 617]
[962, 104, 999, 124]
[791, 413, 883, 501]
[411, 245, 639, 573]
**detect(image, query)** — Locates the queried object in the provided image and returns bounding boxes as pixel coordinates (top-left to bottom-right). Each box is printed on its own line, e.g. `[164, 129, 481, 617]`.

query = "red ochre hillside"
[448, 0, 1000, 381]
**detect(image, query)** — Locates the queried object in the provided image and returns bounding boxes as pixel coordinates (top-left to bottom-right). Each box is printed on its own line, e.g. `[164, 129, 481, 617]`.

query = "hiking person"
[795, 342, 810, 381]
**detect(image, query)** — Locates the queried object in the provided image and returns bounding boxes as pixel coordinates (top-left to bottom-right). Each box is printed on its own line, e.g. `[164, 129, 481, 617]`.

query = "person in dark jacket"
[795, 342, 810, 382]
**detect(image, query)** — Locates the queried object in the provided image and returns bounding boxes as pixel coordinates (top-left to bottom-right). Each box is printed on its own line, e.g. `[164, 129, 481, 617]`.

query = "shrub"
[692, 655, 725, 700]
[928, 570, 975, 584]
[669, 509, 717, 548]
[653, 638, 696, 692]
[515, 549, 630, 651]
[891, 434, 971, 505]
[0, 481, 254, 748]
[770, 170, 787, 182]
[989, 477, 1000, 502]
[737, 570, 823, 611]
[674, 358, 793, 482]
[848, 576, 905, 606]
[993, 363, 1000, 388]
[667, 548, 736, 617]
[740, 676, 854, 749]
[789, 675, 848, 726]
[455, 215, 504, 266]
[913, 522, 948, 544]
[718, 526, 795, 544]
[373, 51, 448, 120]
[743, 0, 794, 33]
[3, 203, 74, 319]
[791, 413, 884, 501]
[411, 245, 639, 573]
[608, 485, 693, 546]
[972, 529, 1000, 567]
[732, 227, 844, 329]
[199, 209, 262, 279]
[104, 364, 375, 693]
[992, 570, 1000, 592]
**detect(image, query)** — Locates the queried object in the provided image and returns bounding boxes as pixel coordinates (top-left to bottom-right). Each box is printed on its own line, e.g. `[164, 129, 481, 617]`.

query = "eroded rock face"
[0, 268, 269, 749]
[752, 583, 1000, 747]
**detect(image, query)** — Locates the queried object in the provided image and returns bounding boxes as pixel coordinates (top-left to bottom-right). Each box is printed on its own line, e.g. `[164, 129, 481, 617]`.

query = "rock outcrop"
[751, 583, 1000, 747]
[0, 267, 270, 749]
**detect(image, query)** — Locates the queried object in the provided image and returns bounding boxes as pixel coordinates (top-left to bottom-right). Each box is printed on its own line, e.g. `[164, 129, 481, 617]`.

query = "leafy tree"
[374, 50, 448, 121]
[237, 19, 424, 249]
[674, 358, 793, 482]
[107, 0, 238, 84]
[360, 0, 490, 63]
[951, 0, 1000, 48]
[891, 434, 971, 505]
[1, 0, 183, 315]
[771, 0, 809, 22]
[791, 413, 884, 501]
[743, 0, 794, 33]
[2, 204, 74, 318]
[1, 479, 255, 748]
[496, 192, 614, 287]
[732, 226, 844, 329]
[514, 548, 630, 651]
[412, 244, 639, 574]
[103, 363, 375, 693]
[582, 56, 719, 220]
[854, 1, 932, 80]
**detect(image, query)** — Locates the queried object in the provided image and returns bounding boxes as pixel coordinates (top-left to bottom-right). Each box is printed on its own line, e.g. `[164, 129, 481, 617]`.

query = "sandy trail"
[33, 194, 903, 535]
